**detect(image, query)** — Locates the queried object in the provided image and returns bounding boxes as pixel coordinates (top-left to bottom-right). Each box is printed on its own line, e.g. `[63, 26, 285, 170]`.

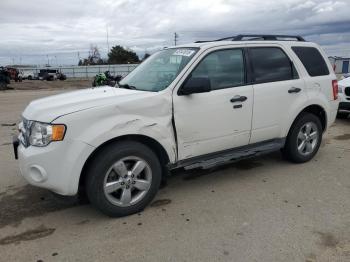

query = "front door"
[173, 48, 253, 160]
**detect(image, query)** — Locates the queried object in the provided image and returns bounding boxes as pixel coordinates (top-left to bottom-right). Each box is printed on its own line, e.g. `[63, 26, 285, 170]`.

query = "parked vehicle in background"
[14, 34, 339, 217]
[6, 67, 22, 82]
[36, 70, 46, 80]
[20, 70, 35, 80]
[37, 69, 66, 81]
[57, 71, 67, 81]
[0, 67, 10, 90]
[43, 69, 57, 81]
[337, 77, 350, 119]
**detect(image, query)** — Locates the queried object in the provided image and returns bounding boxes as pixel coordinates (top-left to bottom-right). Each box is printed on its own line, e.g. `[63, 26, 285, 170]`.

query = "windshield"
[119, 47, 198, 92]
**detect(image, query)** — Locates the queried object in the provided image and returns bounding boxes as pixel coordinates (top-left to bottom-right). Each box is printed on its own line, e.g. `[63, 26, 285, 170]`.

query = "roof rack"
[195, 34, 306, 43]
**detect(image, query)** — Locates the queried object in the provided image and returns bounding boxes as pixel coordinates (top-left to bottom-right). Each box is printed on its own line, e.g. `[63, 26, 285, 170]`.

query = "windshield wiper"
[118, 83, 137, 90]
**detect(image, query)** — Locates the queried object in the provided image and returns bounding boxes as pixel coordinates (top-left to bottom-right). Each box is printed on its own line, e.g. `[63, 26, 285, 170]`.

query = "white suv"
[337, 76, 350, 118]
[13, 35, 339, 216]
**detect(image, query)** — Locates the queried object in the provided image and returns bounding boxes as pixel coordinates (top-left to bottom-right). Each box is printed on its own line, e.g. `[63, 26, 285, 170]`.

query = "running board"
[169, 138, 285, 170]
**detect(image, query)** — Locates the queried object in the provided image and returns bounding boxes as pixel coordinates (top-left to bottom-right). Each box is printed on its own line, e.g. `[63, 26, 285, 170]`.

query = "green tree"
[142, 53, 151, 61]
[108, 45, 140, 64]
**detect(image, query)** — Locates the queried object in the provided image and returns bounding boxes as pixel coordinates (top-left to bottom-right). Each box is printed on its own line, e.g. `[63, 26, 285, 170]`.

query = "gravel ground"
[0, 86, 349, 262]
[6, 79, 92, 90]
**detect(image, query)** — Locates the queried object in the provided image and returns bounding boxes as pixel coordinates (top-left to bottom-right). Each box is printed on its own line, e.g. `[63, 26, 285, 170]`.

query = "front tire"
[86, 141, 162, 217]
[282, 113, 322, 163]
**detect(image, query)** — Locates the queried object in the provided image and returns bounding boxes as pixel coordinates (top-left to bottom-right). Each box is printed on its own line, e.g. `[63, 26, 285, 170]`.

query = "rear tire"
[337, 112, 349, 119]
[282, 113, 322, 163]
[86, 141, 162, 217]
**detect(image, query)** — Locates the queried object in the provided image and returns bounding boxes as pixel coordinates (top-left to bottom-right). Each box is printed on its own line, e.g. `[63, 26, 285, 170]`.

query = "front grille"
[345, 87, 350, 96]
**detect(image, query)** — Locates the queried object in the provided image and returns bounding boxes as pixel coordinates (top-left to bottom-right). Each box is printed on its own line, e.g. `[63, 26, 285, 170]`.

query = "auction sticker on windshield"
[173, 49, 195, 57]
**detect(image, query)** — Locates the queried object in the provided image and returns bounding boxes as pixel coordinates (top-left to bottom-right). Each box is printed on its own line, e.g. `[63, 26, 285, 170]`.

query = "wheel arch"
[287, 104, 327, 137]
[78, 134, 171, 192]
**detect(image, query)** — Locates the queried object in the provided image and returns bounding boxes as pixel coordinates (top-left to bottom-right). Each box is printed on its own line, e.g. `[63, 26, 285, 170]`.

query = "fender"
[281, 97, 329, 138]
[54, 92, 177, 164]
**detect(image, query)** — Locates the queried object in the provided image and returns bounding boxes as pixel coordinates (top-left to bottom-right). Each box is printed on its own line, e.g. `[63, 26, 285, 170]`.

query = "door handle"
[230, 95, 247, 102]
[288, 87, 301, 93]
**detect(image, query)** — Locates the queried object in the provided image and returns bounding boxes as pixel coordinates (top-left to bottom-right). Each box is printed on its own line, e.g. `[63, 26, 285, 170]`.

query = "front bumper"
[16, 138, 95, 196]
[339, 102, 350, 111]
[338, 92, 350, 111]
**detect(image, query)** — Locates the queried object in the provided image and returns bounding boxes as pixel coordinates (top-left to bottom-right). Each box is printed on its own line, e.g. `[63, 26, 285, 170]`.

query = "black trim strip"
[168, 138, 285, 170]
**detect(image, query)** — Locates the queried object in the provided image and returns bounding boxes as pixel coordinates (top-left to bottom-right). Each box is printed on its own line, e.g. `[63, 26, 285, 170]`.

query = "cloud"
[0, 0, 349, 65]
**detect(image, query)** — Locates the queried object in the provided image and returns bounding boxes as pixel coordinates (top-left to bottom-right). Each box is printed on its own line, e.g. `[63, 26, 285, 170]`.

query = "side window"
[191, 49, 245, 90]
[249, 47, 296, 84]
[292, 47, 329, 77]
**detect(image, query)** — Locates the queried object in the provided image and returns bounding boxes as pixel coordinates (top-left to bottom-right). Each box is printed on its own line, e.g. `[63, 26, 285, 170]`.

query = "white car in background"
[337, 77, 350, 118]
[20, 70, 35, 80]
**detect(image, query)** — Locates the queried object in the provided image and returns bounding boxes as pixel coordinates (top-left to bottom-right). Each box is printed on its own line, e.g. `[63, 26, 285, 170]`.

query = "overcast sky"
[1, 0, 349, 66]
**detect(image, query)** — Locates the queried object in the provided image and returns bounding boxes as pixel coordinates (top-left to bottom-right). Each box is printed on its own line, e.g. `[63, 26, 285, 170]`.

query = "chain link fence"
[18, 64, 138, 79]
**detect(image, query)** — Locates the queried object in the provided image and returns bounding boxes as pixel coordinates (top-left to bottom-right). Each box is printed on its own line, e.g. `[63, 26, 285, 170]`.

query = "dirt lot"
[0, 83, 350, 262]
[6, 79, 92, 90]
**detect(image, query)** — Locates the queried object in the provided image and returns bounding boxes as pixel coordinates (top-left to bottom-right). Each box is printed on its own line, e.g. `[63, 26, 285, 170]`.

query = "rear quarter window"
[292, 47, 329, 77]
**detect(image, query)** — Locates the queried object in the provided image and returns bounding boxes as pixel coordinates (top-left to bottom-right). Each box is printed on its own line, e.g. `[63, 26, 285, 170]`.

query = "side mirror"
[179, 77, 211, 95]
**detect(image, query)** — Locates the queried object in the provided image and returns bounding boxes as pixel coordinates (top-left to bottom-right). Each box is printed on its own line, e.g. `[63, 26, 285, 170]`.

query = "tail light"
[332, 80, 338, 100]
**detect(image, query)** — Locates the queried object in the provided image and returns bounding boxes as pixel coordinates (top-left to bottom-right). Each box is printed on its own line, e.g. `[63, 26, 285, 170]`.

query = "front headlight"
[29, 121, 66, 147]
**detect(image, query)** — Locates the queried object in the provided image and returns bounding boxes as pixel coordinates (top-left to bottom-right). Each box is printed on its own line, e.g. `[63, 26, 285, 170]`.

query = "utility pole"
[174, 32, 178, 46]
[106, 25, 110, 67]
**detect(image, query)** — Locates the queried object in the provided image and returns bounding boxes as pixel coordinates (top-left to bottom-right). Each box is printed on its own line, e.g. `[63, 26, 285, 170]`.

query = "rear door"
[247, 45, 308, 143]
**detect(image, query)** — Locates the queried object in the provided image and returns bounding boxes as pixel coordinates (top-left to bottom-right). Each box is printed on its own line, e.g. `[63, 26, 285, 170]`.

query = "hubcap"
[103, 156, 152, 207]
[297, 122, 319, 156]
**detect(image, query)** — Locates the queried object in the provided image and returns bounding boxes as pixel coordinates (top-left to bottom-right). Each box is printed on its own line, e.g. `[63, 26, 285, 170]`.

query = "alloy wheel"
[103, 156, 152, 207]
[297, 122, 319, 156]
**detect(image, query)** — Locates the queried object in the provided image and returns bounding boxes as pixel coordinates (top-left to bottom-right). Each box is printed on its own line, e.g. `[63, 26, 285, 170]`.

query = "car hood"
[22, 86, 150, 122]
[339, 77, 350, 87]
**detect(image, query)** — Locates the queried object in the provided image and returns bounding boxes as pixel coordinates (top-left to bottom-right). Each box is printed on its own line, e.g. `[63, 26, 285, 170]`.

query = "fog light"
[29, 165, 47, 183]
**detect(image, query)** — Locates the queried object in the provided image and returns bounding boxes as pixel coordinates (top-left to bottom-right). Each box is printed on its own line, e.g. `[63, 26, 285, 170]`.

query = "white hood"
[22, 86, 149, 122]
